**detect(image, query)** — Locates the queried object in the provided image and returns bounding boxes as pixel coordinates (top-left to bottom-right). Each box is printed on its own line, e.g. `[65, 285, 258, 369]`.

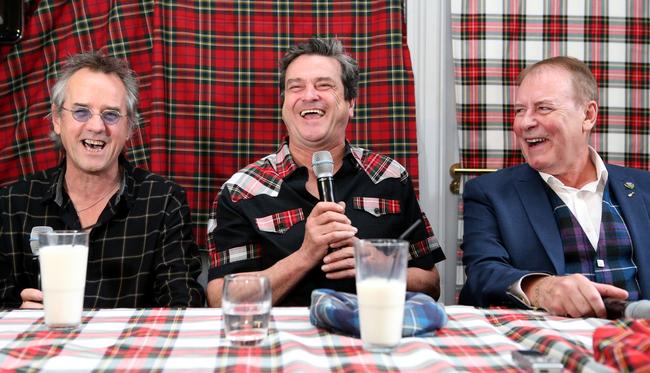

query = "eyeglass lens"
[70, 108, 122, 125]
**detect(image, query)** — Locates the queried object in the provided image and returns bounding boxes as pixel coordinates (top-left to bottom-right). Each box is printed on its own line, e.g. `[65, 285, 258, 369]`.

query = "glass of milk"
[222, 274, 272, 345]
[354, 239, 408, 353]
[38, 230, 89, 330]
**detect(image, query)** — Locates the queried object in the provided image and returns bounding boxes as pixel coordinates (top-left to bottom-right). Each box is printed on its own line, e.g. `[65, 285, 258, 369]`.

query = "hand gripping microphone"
[603, 298, 650, 319]
[312, 151, 336, 202]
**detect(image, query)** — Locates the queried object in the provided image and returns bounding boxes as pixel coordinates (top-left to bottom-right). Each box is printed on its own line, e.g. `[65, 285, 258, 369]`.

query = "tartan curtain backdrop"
[0, 0, 418, 249]
[452, 0, 650, 297]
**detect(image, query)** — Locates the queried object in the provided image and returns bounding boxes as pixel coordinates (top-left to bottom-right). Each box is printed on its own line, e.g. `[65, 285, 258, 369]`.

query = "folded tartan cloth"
[309, 288, 447, 337]
[593, 319, 650, 371]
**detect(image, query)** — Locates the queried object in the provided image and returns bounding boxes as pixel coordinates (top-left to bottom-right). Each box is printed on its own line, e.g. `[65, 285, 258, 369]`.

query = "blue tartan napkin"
[309, 288, 447, 337]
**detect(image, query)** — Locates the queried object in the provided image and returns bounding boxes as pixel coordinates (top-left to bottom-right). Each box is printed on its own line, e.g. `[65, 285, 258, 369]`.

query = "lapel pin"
[624, 182, 635, 190]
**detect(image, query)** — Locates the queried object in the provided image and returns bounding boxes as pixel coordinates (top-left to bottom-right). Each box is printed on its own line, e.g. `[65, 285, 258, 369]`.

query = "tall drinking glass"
[222, 273, 272, 345]
[38, 230, 89, 330]
[354, 239, 408, 352]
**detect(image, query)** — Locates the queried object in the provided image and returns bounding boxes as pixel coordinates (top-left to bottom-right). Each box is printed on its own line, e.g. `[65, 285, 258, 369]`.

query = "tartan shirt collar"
[43, 154, 133, 208]
[271, 138, 406, 184]
[270, 137, 356, 180]
[269, 138, 298, 179]
[269, 136, 366, 180]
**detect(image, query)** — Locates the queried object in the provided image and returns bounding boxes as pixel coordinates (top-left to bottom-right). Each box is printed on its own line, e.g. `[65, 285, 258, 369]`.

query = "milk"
[357, 278, 406, 348]
[39, 244, 88, 327]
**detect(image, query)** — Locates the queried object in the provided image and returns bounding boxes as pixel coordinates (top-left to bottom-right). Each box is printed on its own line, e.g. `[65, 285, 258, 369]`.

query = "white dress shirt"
[539, 147, 608, 250]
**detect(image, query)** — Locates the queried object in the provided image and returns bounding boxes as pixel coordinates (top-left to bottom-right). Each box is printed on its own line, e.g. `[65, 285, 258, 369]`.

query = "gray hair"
[517, 56, 598, 104]
[50, 52, 139, 144]
[279, 37, 360, 101]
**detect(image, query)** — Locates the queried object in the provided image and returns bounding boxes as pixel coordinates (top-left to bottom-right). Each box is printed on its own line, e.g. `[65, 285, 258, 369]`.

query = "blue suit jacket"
[460, 163, 650, 307]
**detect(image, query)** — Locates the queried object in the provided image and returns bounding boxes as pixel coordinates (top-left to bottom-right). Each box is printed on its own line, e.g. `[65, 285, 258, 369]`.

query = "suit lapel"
[514, 165, 565, 274]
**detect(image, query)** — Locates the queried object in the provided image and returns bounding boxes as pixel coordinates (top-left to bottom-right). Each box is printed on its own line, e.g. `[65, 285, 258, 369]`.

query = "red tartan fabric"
[593, 319, 650, 372]
[352, 196, 401, 216]
[256, 208, 305, 234]
[0, 0, 417, 248]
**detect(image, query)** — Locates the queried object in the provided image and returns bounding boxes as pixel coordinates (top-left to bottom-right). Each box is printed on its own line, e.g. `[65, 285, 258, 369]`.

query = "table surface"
[0, 306, 616, 372]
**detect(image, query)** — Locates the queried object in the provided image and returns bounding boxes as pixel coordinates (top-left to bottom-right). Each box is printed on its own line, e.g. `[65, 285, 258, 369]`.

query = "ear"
[348, 98, 355, 118]
[52, 105, 62, 135]
[582, 100, 598, 132]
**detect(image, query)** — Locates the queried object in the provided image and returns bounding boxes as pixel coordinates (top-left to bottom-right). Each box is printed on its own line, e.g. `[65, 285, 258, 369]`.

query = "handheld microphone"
[29, 226, 53, 289]
[312, 151, 335, 202]
[603, 298, 650, 319]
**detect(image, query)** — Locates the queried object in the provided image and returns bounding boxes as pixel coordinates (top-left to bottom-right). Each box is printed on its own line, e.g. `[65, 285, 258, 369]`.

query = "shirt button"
[374, 208, 380, 214]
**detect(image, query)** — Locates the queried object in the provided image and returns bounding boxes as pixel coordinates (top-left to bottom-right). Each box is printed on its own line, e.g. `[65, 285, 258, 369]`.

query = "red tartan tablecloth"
[593, 319, 650, 372]
[0, 306, 616, 372]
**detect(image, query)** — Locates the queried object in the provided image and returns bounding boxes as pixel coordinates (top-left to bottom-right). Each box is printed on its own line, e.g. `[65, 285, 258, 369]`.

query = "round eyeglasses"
[60, 107, 125, 126]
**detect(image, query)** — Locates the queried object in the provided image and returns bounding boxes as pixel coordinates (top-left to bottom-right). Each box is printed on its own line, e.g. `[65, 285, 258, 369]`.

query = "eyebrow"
[514, 99, 555, 107]
[314, 77, 337, 85]
[285, 78, 304, 86]
[285, 77, 337, 85]
[70, 103, 123, 112]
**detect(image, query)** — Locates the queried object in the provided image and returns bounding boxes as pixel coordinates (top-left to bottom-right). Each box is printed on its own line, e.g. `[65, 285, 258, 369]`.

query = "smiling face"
[281, 54, 354, 152]
[52, 68, 130, 178]
[513, 66, 598, 181]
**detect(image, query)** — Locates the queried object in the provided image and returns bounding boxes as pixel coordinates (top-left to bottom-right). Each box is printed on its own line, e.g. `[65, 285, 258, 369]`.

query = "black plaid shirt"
[0, 156, 204, 308]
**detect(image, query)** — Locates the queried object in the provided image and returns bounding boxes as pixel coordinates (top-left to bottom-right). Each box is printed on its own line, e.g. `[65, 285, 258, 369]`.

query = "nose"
[516, 110, 537, 131]
[302, 84, 320, 101]
[84, 113, 107, 132]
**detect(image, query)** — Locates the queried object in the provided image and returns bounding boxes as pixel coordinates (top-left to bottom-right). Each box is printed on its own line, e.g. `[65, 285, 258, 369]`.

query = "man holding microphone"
[206, 37, 445, 307]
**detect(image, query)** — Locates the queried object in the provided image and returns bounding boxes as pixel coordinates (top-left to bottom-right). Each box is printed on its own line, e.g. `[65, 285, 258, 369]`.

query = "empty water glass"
[222, 274, 272, 345]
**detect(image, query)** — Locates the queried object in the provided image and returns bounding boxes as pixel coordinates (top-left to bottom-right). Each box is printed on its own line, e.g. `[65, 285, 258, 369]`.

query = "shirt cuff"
[507, 273, 551, 308]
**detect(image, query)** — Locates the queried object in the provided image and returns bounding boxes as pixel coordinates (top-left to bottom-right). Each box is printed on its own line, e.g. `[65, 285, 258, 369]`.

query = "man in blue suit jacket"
[460, 56, 648, 318]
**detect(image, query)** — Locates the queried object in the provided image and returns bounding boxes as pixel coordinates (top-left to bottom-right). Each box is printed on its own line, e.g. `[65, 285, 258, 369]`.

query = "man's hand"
[299, 201, 357, 267]
[524, 274, 629, 318]
[20, 288, 44, 309]
[321, 240, 357, 280]
[208, 201, 359, 307]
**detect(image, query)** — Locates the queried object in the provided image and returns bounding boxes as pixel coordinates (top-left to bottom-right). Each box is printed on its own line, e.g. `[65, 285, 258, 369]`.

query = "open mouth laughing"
[526, 137, 548, 148]
[82, 139, 106, 152]
[300, 109, 325, 119]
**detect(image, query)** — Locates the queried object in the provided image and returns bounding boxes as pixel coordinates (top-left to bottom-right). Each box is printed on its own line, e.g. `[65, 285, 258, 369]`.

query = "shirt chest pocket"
[352, 197, 401, 217]
[255, 208, 305, 234]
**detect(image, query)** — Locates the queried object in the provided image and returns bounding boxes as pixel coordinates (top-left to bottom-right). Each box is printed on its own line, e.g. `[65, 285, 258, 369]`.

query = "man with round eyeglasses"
[59, 106, 125, 126]
[0, 52, 204, 309]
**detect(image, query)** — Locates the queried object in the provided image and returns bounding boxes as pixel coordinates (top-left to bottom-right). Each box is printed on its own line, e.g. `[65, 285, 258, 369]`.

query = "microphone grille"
[625, 299, 650, 319]
[312, 151, 334, 178]
[29, 226, 53, 256]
